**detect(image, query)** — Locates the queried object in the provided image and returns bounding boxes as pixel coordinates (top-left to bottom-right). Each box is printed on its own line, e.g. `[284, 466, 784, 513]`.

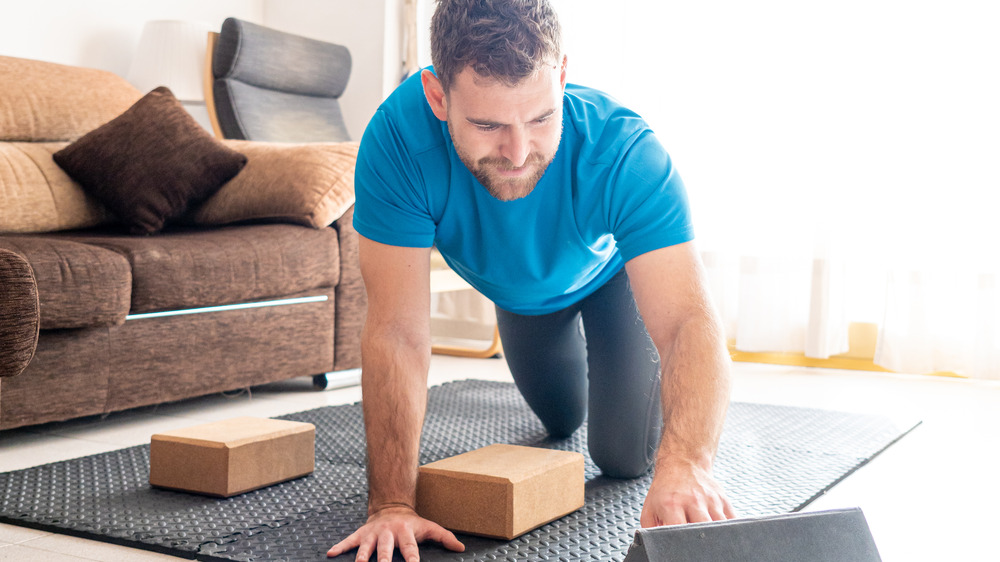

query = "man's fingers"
[701, 493, 729, 522]
[326, 532, 360, 558]
[649, 502, 687, 527]
[327, 512, 465, 561]
[684, 499, 713, 524]
[355, 534, 377, 562]
[640, 487, 738, 528]
[426, 525, 465, 552]
[396, 524, 426, 562]
[397, 532, 421, 562]
[413, 521, 464, 553]
[376, 529, 396, 562]
[722, 496, 738, 520]
[683, 487, 739, 524]
[639, 504, 662, 528]
[702, 484, 737, 522]
[639, 512, 652, 528]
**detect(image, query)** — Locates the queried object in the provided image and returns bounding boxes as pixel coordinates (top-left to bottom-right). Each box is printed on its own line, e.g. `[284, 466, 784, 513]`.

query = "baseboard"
[729, 348, 895, 373]
[729, 322, 964, 378]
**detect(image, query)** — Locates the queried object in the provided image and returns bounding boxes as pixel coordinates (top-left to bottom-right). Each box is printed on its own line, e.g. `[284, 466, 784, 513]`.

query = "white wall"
[0, 0, 404, 140]
[0, 0, 263, 76]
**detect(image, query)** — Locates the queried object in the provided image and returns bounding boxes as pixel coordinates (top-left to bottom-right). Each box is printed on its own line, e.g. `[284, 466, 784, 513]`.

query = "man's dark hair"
[430, 0, 562, 93]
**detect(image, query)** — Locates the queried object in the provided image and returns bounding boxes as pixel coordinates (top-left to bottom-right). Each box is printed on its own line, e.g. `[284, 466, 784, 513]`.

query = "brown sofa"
[0, 56, 366, 430]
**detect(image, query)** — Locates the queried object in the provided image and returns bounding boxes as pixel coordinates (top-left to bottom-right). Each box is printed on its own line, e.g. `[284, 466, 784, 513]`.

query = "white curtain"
[552, 0, 1000, 378]
[703, 252, 851, 359]
[877, 267, 1000, 379]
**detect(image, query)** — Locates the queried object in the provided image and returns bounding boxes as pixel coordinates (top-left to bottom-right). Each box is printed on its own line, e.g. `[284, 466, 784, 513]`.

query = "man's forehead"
[466, 64, 558, 88]
[450, 87, 560, 123]
[449, 65, 560, 99]
[450, 58, 561, 88]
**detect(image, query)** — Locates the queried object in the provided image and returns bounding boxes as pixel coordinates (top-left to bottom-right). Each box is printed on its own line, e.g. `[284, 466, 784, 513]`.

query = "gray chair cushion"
[213, 18, 352, 143]
[214, 81, 350, 143]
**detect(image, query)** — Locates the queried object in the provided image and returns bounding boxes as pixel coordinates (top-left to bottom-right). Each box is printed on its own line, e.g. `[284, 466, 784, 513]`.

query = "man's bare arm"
[625, 241, 735, 526]
[328, 236, 463, 561]
[360, 237, 431, 515]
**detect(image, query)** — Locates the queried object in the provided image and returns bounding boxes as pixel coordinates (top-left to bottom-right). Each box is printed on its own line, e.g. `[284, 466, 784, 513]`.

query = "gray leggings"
[495, 268, 662, 478]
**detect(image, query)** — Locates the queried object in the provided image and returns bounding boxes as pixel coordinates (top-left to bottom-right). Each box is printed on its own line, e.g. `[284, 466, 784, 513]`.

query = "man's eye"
[475, 124, 498, 132]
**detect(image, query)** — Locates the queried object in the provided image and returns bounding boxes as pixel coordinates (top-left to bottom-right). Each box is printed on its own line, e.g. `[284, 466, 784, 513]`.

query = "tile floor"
[1, 356, 998, 561]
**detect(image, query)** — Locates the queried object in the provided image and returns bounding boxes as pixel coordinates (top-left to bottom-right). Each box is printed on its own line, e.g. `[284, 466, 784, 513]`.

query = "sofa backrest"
[0, 55, 141, 142]
[1, 56, 140, 233]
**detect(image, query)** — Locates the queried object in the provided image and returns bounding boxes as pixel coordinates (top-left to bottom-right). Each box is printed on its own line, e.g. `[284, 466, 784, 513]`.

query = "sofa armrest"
[0, 248, 40, 378]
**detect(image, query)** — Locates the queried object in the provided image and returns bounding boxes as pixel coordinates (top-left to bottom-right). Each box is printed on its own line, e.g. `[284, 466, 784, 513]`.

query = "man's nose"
[500, 127, 531, 168]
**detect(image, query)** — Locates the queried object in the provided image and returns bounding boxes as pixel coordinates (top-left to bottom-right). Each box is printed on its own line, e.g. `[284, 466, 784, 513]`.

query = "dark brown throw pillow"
[53, 86, 247, 234]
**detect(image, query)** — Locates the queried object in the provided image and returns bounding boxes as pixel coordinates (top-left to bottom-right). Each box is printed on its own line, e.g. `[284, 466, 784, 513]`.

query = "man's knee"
[540, 408, 586, 440]
[585, 379, 662, 479]
[589, 434, 656, 479]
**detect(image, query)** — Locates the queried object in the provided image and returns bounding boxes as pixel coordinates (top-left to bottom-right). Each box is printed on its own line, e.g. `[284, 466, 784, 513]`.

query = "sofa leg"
[312, 368, 362, 391]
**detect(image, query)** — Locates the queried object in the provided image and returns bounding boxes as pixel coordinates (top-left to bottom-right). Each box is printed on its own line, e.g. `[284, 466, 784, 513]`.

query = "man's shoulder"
[563, 83, 651, 158]
[364, 70, 445, 156]
[381, 70, 429, 112]
[564, 82, 619, 104]
[564, 83, 639, 118]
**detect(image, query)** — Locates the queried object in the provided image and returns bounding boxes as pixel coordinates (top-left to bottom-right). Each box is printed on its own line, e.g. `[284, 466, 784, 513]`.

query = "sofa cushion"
[0, 55, 141, 142]
[62, 224, 339, 314]
[0, 249, 40, 378]
[0, 141, 113, 234]
[190, 140, 358, 229]
[0, 236, 131, 330]
[53, 87, 248, 235]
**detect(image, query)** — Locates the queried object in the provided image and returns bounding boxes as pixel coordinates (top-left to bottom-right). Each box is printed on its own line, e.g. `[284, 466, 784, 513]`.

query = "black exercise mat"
[0, 379, 919, 561]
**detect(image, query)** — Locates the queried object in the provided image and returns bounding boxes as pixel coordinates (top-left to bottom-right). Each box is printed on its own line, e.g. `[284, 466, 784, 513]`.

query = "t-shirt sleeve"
[353, 109, 437, 248]
[605, 129, 695, 262]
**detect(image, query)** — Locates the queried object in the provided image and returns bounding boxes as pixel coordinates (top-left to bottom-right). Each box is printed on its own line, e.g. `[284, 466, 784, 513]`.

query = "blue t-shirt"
[354, 71, 694, 315]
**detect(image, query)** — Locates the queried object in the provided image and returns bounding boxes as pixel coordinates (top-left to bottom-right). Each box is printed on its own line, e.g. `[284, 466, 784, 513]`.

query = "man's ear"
[559, 55, 568, 90]
[421, 69, 448, 121]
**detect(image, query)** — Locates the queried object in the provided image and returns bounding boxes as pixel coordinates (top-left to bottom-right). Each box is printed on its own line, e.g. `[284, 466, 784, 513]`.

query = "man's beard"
[451, 129, 559, 202]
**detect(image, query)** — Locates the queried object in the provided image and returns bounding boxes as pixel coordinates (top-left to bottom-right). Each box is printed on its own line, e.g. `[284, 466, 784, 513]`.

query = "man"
[328, 1, 735, 560]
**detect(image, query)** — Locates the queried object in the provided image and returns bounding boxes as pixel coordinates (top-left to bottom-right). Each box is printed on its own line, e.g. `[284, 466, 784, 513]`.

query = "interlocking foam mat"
[0, 379, 919, 561]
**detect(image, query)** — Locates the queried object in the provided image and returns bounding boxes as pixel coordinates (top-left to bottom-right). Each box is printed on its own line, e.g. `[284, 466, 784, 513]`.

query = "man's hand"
[639, 459, 736, 527]
[327, 506, 465, 561]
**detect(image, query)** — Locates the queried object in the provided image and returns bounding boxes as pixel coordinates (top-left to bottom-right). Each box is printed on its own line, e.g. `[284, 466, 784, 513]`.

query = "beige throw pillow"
[0, 142, 113, 234]
[190, 140, 359, 229]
